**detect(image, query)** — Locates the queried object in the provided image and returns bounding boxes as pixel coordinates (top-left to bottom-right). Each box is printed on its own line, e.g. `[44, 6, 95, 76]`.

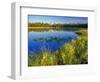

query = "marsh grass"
[28, 30, 88, 66]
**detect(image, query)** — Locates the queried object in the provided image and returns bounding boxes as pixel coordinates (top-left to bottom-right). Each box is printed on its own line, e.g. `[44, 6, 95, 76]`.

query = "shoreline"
[28, 27, 87, 32]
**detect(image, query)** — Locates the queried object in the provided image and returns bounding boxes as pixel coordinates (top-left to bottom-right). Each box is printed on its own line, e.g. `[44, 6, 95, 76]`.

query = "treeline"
[28, 22, 88, 28]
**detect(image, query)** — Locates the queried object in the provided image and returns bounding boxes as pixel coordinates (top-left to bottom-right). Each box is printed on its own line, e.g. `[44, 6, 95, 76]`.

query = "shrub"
[57, 29, 88, 64]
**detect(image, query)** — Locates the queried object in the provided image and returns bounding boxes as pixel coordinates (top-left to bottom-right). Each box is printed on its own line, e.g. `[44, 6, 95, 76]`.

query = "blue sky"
[28, 15, 88, 24]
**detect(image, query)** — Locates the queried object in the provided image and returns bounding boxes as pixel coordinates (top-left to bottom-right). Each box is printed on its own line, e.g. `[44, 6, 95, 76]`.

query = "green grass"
[28, 50, 57, 66]
[28, 30, 88, 66]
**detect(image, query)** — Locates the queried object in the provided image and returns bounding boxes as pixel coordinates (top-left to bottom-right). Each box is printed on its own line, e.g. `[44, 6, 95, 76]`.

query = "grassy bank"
[28, 30, 88, 66]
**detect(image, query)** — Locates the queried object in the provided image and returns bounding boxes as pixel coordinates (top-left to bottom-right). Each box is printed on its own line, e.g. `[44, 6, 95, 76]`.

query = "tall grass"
[28, 30, 88, 66]
[28, 50, 57, 66]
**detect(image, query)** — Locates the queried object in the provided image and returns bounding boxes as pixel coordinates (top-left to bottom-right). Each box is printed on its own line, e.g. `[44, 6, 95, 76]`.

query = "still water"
[28, 31, 78, 55]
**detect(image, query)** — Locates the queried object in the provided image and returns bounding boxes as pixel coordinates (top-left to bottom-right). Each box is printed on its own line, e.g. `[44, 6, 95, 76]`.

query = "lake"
[28, 31, 78, 55]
